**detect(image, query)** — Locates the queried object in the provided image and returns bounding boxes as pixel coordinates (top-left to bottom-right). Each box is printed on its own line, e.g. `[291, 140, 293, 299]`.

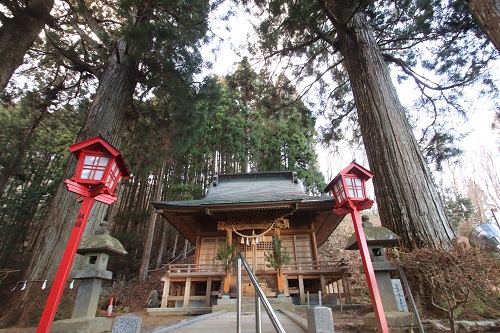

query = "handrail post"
[319, 290, 322, 306]
[237, 252, 286, 333]
[255, 293, 262, 333]
[237, 258, 242, 333]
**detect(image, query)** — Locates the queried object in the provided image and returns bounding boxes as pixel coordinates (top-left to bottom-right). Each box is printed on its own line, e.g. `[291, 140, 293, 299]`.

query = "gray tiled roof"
[156, 171, 331, 207]
[152, 171, 341, 246]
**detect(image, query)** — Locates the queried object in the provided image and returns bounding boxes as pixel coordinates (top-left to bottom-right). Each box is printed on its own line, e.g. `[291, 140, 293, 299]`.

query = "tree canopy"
[239, 0, 498, 249]
[0, 0, 499, 327]
[0, 52, 325, 324]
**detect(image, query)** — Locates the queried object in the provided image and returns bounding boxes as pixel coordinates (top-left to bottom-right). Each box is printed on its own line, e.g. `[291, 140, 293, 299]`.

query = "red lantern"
[65, 136, 130, 204]
[324, 162, 389, 333]
[37, 136, 129, 333]
[324, 161, 374, 214]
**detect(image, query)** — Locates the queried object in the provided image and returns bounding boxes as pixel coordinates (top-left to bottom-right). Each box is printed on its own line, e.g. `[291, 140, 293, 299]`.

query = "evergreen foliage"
[264, 235, 291, 276]
[0, 97, 83, 268]
[215, 241, 237, 275]
[441, 190, 474, 231]
[0, 56, 324, 292]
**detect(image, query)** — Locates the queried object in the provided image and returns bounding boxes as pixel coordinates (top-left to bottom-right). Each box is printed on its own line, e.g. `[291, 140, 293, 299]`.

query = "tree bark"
[139, 162, 165, 281]
[0, 0, 54, 92]
[155, 222, 167, 269]
[171, 231, 179, 261]
[467, 0, 500, 53]
[0, 39, 138, 327]
[329, 4, 455, 249]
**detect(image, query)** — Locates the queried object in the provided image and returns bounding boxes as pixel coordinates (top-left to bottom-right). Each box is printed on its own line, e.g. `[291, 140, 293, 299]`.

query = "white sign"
[391, 279, 409, 312]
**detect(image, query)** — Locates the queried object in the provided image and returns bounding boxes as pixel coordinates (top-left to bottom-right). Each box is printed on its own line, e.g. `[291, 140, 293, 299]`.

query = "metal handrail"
[237, 252, 286, 333]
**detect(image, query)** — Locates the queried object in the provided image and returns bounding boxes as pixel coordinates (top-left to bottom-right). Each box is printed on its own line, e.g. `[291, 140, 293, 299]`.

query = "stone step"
[212, 302, 296, 313]
[213, 296, 295, 312]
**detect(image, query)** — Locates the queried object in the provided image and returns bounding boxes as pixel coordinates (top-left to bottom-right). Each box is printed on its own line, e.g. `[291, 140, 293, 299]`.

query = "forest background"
[0, 0, 499, 328]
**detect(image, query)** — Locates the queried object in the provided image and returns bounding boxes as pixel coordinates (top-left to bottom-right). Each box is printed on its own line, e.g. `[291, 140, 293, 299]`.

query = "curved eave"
[152, 197, 345, 246]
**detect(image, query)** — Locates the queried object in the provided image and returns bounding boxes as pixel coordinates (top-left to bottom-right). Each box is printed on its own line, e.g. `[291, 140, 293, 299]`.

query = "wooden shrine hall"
[151, 171, 351, 311]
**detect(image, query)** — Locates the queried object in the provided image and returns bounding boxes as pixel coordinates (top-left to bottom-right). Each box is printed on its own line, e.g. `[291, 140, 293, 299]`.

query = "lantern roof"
[324, 160, 373, 193]
[69, 136, 130, 179]
[76, 222, 127, 256]
[77, 233, 128, 256]
[345, 226, 401, 250]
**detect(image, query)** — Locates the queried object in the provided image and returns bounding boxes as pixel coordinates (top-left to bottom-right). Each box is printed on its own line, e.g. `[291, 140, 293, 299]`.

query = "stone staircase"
[212, 295, 295, 312]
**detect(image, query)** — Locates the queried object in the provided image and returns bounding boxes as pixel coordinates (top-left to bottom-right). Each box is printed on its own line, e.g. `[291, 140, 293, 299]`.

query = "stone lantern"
[345, 215, 413, 329]
[51, 222, 127, 333]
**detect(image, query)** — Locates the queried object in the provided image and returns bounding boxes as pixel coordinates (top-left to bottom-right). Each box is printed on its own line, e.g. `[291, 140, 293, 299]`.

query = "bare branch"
[383, 53, 478, 91]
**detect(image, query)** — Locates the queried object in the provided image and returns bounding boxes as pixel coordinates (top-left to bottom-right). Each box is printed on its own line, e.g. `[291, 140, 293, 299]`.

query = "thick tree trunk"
[0, 40, 138, 327]
[330, 6, 455, 249]
[467, 0, 500, 53]
[0, 0, 54, 92]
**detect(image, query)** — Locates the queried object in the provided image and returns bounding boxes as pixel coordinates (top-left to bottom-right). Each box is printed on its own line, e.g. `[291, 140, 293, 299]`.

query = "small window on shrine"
[257, 241, 273, 251]
[89, 256, 97, 264]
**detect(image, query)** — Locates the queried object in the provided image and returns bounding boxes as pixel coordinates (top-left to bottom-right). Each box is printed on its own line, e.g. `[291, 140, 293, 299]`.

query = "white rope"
[231, 223, 275, 239]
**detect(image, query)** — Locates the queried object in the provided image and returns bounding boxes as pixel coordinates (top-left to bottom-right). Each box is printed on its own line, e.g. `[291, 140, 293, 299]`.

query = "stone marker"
[112, 314, 143, 333]
[147, 289, 160, 308]
[307, 306, 335, 333]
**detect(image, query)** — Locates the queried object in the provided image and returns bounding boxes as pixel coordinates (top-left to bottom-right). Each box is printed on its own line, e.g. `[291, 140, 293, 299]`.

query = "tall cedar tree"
[0, 0, 54, 92]
[241, 0, 497, 249]
[467, 0, 500, 52]
[0, 0, 211, 326]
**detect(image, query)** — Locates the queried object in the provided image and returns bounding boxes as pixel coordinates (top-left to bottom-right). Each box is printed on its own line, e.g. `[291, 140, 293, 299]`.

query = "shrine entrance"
[237, 235, 273, 272]
[153, 171, 352, 310]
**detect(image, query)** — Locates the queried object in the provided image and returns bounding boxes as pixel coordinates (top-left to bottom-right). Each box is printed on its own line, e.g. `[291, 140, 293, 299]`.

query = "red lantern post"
[325, 161, 389, 333]
[37, 136, 129, 333]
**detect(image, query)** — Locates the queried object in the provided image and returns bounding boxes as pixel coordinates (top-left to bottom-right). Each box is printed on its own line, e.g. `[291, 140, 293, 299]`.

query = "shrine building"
[151, 171, 351, 311]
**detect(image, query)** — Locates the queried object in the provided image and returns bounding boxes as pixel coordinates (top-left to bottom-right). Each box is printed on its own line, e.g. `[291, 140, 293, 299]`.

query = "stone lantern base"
[363, 311, 415, 331]
[51, 317, 113, 333]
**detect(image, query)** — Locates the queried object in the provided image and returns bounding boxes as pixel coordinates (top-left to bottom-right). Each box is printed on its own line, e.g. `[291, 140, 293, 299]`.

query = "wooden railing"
[166, 263, 225, 276]
[282, 260, 347, 272]
[165, 260, 347, 276]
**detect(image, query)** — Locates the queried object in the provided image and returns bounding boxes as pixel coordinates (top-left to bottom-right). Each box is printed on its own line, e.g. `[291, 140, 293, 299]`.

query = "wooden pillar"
[277, 273, 285, 294]
[320, 275, 326, 295]
[223, 229, 232, 295]
[223, 274, 231, 295]
[298, 274, 305, 305]
[309, 222, 319, 262]
[195, 236, 201, 264]
[161, 277, 170, 308]
[342, 274, 352, 304]
[205, 277, 212, 307]
[284, 275, 290, 296]
[183, 277, 192, 307]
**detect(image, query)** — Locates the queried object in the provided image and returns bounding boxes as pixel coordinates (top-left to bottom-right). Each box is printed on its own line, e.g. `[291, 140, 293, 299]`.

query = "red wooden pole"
[349, 201, 389, 333]
[36, 195, 95, 333]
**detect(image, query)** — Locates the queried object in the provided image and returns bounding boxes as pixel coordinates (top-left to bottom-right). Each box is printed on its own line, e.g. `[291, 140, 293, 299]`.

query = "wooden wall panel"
[199, 237, 226, 265]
